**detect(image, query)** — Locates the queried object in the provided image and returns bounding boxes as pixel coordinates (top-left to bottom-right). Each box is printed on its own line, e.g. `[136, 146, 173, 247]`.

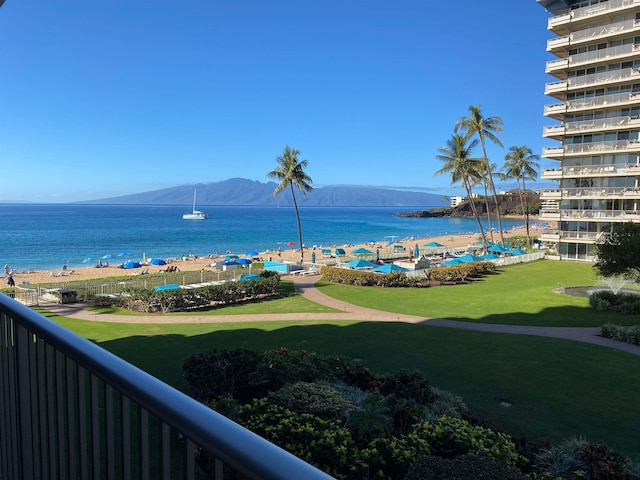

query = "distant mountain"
[78, 178, 448, 207]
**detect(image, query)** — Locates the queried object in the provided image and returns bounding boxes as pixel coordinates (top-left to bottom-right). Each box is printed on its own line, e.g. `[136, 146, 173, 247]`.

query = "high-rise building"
[538, 0, 640, 260]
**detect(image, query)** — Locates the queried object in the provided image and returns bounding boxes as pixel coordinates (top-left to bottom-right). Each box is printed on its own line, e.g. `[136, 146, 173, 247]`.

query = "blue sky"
[0, 1, 556, 203]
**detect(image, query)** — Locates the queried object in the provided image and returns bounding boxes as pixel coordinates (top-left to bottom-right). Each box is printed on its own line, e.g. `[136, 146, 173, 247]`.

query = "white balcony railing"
[545, 67, 640, 94]
[541, 187, 640, 198]
[561, 163, 640, 176]
[544, 115, 640, 136]
[544, 91, 640, 115]
[548, 17, 640, 51]
[544, 139, 640, 157]
[559, 209, 640, 220]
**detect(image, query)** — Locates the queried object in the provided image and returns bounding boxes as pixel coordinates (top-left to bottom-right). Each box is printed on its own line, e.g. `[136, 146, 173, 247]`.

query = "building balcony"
[559, 209, 640, 221]
[546, 42, 640, 77]
[540, 209, 561, 221]
[539, 229, 561, 242]
[562, 163, 640, 177]
[545, 68, 640, 98]
[547, 1, 640, 35]
[559, 230, 604, 242]
[0, 295, 333, 480]
[542, 139, 640, 159]
[540, 189, 563, 200]
[541, 168, 563, 180]
[544, 92, 640, 119]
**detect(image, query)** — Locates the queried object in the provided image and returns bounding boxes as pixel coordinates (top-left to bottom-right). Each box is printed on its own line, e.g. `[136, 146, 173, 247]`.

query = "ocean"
[0, 204, 526, 271]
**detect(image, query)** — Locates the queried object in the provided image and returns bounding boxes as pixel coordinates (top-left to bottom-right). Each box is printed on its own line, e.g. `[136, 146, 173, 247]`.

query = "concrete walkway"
[42, 274, 640, 357]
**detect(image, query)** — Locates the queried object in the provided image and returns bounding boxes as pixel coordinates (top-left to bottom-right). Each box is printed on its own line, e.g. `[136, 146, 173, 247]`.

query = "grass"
[46, 314, 640, 461]
[34, 260, 640, 461]
[315, 260, 640, 326]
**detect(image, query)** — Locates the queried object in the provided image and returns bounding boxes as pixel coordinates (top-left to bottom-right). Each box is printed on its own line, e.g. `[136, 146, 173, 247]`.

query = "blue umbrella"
[424, 242, 444, 248]
[225, 255, 239, 262]
[352, 247, 374, 256]
[149, 258, 166, 265]
[245, 251, 260, 257]
[82, 257, 93, 263]
[488, 245, 508, 253]
[347, 259, 377, 269]
[221, 261, 238, 266]
[123, 260, 141, 269]
[102, 254, 114, 259]
[479, 254, 499, 260]
[117, 251, 132, 258]
[457, 254, 483, 263]
[441, 258, 464, 266]
[373, 263, 409, 273]
[236, 258, 253, 265]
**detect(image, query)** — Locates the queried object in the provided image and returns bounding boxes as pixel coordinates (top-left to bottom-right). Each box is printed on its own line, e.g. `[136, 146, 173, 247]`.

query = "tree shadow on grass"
[91, 309, 640, 461]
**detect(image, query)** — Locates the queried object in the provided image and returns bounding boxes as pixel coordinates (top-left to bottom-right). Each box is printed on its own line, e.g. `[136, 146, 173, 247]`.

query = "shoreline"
[4, 223, 535, 286]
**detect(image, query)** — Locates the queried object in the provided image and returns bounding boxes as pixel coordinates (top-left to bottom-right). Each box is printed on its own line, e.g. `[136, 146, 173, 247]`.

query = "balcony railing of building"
[541, 186, 640, 198]
[543, 115, 640, 137]
[543, 163, 640, 178]
[543, 139, 640, 157]
[559, 230, 606, 241]
[548, 0, 640, 29]
[544, 91, 640, 115]
[547, 43, 640, 73]
[548, 13, 640, 43]
[545, 67, 640, 95]
[0, 294, 334, 480]
[559, 209, 640, 219]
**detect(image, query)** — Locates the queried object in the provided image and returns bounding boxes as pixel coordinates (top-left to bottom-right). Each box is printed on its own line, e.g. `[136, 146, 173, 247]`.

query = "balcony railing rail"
[541, 186, 640, 197]
[545, 139, 640, 156]
[0, 294, 334, 480]
[546, 42, 639, 72]
[559, 209, 640, 219]
[545, 91, 640, 114]
[546, 67, 640, 92]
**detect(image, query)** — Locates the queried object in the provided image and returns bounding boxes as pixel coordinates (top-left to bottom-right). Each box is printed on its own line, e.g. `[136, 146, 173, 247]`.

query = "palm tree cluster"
[436, 105, 540, 248]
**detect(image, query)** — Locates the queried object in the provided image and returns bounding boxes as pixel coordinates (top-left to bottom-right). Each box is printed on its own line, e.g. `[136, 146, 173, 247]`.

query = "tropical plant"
[456, 105, 505, 245]
[266, 146, 313, 262]
[594, 222, 640, 277]
[346, 393, 394, 442]
[267, 382, 357, 420]
[435, 133, 489, 251]
[501, 145, 540, 246]
[406, 455, 527, 480]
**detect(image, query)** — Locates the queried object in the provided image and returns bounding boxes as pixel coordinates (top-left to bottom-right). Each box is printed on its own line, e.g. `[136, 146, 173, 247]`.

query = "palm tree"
[435, 134, 488, 251]
[267, 146, 313, 263]
[455, 105, 505, 245]
[502, 145, 540, 246]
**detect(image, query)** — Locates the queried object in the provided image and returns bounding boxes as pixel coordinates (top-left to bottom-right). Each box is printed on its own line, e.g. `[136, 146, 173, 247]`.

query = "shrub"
[405, 454, 527, 480]
[600, 324, 640, 345]
[268, 382, 357, 420]
[237, 399, 359, 479]
[534, 436, 587, 478]
[411, 416, 525, 467]
[182, 348, 263, 403]
[379, 369, 433, 404]
[425, 386, 468, 421]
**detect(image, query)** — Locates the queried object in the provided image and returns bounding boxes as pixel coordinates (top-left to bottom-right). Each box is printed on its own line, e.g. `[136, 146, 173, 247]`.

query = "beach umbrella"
[441, 258, 464, 266]
[423, 242, 444, 248]
[82, 257, 93, 263]
[245, 251, 259, 257]
[149, 258, 166, 265]
[236, 258, 252, 265]
[123, 260, 141, 269]
[457, 254, 483, 263]
[352, 247, 374, 256]
[373, 263, 409, 274]
[479, 254, 499, 260]
[347, 259, 376, 269]
[117, 251, 132, 258]
[287, 241, 296, 246]
[101, 254, 114, 259]
[413, 243, 419, 258]
[221, 261, 238, 266]
[488, 244, 508, 253]
[225, 255, 239, 262]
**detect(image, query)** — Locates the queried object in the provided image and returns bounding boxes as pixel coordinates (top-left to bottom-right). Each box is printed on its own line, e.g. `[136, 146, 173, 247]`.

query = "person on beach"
[3, 264, 9, 277]
[7, 274, 14, 287]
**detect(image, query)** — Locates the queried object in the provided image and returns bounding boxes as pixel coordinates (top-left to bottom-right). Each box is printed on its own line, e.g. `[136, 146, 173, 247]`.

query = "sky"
[0, 1, 558, 203]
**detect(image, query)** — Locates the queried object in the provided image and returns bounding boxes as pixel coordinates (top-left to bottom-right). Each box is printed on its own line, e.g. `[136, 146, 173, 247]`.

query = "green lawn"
[49, 315, 640, 461]
[37, 260, 640, 461]
[316, 260, 640, 326]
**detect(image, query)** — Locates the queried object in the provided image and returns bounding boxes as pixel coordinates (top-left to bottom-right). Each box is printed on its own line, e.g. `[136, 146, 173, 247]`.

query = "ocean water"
[0, 204, 526, 271]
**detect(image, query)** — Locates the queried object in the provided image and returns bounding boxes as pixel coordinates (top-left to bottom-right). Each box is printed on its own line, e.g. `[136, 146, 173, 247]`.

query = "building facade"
[538, 0, 640, 260]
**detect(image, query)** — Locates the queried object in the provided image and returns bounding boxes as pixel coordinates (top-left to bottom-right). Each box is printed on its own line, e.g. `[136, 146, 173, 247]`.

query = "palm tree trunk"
[464, 179, 487, 252]
[289, 184, 304, 263]
[482, 181, 494, 243]
[522, 176, 531, 247]
[480, 141, 505, 245]
[515, 178, 528, 247]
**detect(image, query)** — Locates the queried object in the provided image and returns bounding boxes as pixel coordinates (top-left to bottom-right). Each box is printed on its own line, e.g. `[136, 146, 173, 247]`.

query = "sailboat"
[182, 189, 207, 220]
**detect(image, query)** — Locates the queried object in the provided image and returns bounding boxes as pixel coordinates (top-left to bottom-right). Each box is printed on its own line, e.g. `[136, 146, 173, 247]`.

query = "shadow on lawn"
[94, 315, 640, 461]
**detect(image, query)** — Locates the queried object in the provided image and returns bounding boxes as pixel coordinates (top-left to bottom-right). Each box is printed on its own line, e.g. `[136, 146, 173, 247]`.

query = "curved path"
[43, 275, 640, 357]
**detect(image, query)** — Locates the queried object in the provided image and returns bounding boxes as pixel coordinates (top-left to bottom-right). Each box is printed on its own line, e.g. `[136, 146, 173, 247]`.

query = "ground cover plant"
[316, 260, 640, 327]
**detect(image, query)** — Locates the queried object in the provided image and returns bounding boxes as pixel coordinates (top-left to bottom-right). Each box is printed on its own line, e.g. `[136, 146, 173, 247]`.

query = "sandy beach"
[4, 223, 533, 287]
